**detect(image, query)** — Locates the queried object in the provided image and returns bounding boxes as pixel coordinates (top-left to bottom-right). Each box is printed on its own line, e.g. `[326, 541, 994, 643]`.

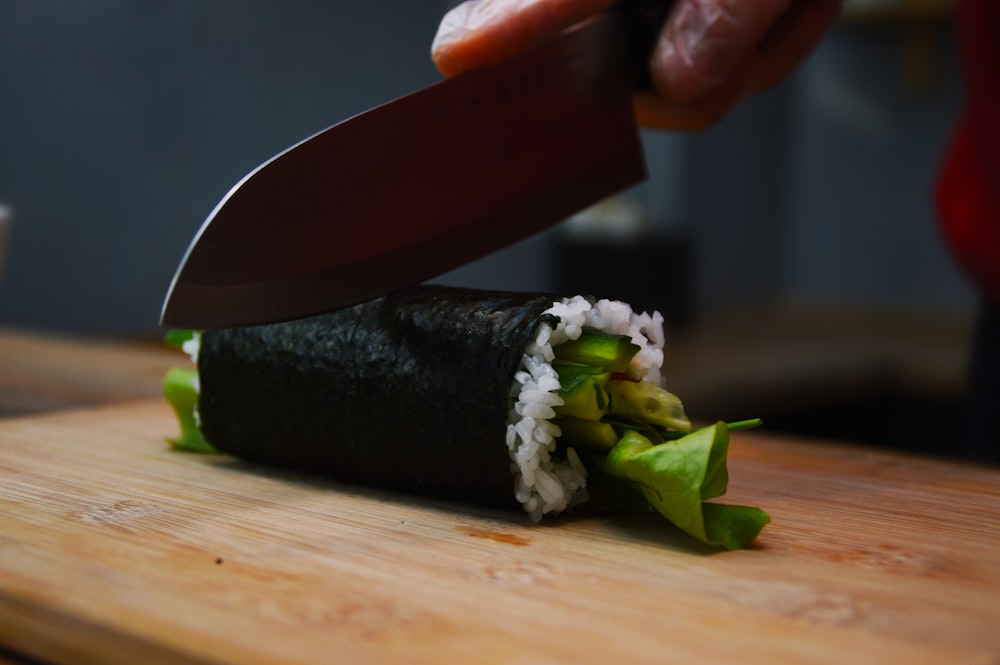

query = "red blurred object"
[936, 0, 1000, 305]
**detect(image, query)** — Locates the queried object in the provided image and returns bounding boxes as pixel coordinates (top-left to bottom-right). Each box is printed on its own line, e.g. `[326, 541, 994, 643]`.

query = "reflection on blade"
[161, 13, 644, 329]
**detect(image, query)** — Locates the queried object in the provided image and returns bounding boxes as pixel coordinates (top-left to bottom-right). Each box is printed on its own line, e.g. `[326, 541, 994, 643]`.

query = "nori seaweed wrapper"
[198, 284, 555, 509]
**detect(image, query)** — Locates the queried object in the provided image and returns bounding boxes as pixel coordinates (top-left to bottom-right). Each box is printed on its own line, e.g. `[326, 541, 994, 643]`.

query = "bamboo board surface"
[1, 399, 999, 665]
[0, 328, 177, 416]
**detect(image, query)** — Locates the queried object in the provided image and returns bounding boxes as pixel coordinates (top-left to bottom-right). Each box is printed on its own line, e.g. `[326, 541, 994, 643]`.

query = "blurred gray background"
[1, 1, 979, 454]
[0, 0, 973, 335]
[0, 1, 973, 336]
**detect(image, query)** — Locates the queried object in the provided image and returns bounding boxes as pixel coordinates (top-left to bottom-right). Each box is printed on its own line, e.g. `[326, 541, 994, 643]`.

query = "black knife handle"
[617, 0, 677, 90]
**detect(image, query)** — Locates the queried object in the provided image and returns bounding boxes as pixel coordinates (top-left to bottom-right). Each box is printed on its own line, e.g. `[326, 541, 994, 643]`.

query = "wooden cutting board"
[1, 399, 999, 665]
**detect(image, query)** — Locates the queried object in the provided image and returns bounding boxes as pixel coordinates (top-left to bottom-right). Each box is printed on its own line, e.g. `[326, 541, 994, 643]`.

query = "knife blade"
[161, 2, 672, 329]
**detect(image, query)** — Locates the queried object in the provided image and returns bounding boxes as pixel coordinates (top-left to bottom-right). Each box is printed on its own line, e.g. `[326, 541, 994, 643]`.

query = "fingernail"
[661, 1, 735, 93]
[432, 1, 482, 56]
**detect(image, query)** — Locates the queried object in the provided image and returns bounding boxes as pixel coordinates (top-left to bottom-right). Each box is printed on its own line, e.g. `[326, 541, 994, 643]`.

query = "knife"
[161, 1, 673, 329]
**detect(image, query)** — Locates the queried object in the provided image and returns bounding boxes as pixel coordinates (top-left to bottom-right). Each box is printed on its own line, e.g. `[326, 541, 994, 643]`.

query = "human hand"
[431, 0, 842, 131]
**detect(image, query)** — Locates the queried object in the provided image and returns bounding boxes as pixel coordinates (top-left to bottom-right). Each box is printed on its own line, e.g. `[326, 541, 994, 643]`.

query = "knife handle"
[617, 0, 677, 91]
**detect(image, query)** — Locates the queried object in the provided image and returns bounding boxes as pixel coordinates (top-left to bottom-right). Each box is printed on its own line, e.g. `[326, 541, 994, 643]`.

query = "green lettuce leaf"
[602, 424, 770, 549]
[162, 367, 216, 453]
[164, 329, 196, 350]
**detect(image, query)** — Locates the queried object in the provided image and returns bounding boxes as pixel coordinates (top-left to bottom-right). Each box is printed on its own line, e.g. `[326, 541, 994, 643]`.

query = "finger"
[633, 58, 754, 131]
[432, 0, 615, 77]
[650, 0, 794, 104]
[638, 0, 841, 131]
[749, 0, 842, 93]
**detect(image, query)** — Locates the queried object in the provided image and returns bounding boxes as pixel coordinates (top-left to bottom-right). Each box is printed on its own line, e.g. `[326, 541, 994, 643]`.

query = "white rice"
[182, 331, 203, 425]
[507, 296, 667, 521]
[181, 331, 202, 365]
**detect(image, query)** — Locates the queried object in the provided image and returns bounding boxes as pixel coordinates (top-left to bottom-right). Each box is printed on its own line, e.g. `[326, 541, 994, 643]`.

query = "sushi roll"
[164, 285, 769, 549]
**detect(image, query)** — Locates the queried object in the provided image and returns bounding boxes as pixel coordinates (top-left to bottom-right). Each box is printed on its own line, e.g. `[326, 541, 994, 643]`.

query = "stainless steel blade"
[161, 11, 645, 329]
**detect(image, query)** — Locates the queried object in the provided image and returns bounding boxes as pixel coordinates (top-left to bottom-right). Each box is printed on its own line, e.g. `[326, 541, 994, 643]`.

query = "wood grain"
[1, 400, 999, 664]
[0, 329, 177, 417]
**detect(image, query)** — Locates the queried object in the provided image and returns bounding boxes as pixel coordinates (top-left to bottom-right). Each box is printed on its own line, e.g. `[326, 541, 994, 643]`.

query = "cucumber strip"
[554, 374, 610, 421]
[552, 329, 640, 373]
[659, 418, 764, 441]
[553, 417, 621, 451]
[606, 380, 691, 432]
